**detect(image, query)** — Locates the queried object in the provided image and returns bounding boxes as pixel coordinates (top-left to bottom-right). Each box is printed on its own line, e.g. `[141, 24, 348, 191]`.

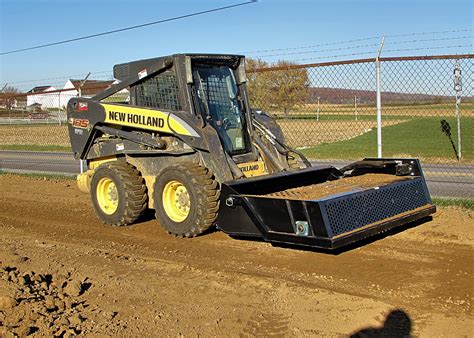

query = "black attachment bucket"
[216, 158, 436, 250]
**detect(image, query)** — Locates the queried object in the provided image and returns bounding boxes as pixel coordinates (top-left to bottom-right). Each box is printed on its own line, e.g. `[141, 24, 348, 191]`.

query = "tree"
[0, 86, 20, 110]
[246, 58, 309, 116]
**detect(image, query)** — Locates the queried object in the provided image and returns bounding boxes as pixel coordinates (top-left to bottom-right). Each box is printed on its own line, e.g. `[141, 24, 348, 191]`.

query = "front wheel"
[154, 162, 220, 237]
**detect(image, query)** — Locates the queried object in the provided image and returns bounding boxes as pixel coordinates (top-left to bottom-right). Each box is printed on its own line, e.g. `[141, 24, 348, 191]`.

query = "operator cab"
[114, 54, 254, 160]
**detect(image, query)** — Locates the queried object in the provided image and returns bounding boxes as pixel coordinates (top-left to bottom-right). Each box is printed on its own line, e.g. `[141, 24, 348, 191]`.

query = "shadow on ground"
[350, 309, 412, 337]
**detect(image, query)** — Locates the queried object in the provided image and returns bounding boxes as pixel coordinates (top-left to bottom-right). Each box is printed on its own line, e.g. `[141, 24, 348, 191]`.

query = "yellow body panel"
[101, 103, 194, 136]
[237, 160, 267, 178]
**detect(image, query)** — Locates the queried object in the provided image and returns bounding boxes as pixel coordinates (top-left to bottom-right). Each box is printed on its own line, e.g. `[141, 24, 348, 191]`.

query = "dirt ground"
[0, 125, 70, 147]
[0, 175, 472, 337]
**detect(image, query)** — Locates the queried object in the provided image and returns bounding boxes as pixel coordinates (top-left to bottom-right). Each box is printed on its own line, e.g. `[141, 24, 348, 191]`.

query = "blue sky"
[0, 0, 472, 91]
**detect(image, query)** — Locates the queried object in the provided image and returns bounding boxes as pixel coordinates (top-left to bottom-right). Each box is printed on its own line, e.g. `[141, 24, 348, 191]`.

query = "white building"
[60, 79, 129, 108]
[26, 86, 58, 109]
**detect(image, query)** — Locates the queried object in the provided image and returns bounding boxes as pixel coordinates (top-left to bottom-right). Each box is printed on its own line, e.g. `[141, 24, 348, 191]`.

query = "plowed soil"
[0, 174, 473, 336]
[265, 173, 407, 200]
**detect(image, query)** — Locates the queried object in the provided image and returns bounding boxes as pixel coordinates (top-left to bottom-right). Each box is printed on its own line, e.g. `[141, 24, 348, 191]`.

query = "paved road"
[0, 150, 472, 198]
[0, 151, 79, 175]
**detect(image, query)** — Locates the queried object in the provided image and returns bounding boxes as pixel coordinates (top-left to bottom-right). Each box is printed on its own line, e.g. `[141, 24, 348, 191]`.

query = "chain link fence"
[247, 54, 473, 198]
[0, 54, 472, 198]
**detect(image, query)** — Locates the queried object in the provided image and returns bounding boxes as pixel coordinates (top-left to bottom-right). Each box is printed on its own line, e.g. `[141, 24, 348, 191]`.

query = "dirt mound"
[264, 173, 407, 200]
[0, 266, 122, 336]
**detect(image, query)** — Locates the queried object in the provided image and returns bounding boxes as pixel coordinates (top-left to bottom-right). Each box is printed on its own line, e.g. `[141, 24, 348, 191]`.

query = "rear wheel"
[90, 161, 147, 226]
[154, 162, 220, 237]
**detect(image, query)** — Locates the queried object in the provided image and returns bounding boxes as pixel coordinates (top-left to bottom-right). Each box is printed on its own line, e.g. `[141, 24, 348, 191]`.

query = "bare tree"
[246, 58, 309, 117]
[0, 86, 21, 110]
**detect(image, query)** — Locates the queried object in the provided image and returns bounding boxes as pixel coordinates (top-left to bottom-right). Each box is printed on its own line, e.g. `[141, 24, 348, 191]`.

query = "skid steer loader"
[67, 54, 435, 250]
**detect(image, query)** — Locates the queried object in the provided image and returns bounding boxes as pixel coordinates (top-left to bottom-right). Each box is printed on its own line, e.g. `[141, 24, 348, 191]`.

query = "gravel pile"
[0, 266, 117, 337]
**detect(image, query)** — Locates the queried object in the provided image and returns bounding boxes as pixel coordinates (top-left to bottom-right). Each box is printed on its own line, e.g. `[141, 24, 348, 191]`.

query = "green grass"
[0, 144, 71, 152]
[300, 117, 473, 162]
[432, 197, 474, 211]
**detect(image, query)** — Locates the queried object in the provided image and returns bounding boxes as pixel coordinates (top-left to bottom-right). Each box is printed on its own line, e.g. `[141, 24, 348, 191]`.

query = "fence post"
[375, 36, 385, 158]
[58, 92, 62, 125]
[454, 59, 462, 161]
[78, 72, 91, 97]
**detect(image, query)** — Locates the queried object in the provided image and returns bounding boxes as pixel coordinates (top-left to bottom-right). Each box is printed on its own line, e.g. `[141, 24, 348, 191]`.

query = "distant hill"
[307, 87, 472, 104]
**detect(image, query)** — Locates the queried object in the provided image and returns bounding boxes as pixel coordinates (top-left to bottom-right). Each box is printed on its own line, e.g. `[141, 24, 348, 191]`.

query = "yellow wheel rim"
[96, 177, 119, 215]
[162, 180, 190, 223]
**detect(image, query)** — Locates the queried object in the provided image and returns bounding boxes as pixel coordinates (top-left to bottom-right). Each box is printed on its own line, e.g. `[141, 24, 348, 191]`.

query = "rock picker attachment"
[217, 158, 435, 250]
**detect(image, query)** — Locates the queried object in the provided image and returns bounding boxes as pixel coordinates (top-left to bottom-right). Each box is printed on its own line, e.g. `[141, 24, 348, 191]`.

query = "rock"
[16, 324, 34, 337]
[102, 311, 117, 320]
[54, 299, 66, 312]
[8, 270, 18, 283]
[68, 313, 84, 327]
[44, 295, 56, 310]
[54, 273, 68, 287]
[64, 298, 73, 309]
[57, 317, 70, 327]
[0, 296, 17, 310]
[20, 275, 31, 285]
[28, 311, 39, 321]
[32, 273, 42, 282]
[0, 327, 15, 338]
[64, 280, 82, 297]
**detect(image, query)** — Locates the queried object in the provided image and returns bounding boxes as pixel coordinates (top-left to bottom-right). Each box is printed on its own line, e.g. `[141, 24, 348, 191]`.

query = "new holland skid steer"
[67, 54, 435, 250]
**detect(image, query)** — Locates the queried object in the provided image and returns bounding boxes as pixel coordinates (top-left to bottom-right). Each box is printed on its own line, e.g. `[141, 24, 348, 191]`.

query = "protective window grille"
[198, 76, 233, 117]
[136, 73, 182, 111]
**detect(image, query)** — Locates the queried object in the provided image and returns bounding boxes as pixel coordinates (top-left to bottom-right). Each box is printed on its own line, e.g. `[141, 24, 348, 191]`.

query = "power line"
[385, 28, 472, 38]
[253, 36, 471, 60]
[286, 46, 472, 64]
[388, 36, 472, 45]
[288, 51, 377, 63]
[0, 1, 257, 56]
[384, 45, 473, 53]
[242, 29, 472, 55]
[3, 70, 111, 84]
[243, 36, 381, 54]
[254, 43, 380, 58]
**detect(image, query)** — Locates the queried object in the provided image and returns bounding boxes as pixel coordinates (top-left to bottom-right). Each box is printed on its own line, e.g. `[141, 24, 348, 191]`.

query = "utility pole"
[375, 36, 385, 158]
[454, 60, 462, 161]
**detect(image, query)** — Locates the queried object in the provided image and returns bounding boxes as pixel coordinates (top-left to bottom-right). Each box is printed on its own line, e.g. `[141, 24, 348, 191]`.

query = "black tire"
[154, 162, 220, 237]
[90, 161, 147, 226]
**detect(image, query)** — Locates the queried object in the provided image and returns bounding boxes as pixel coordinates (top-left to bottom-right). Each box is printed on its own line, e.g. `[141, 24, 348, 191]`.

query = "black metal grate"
[323, 178, 430, 236]
[136, 73, 182, 111]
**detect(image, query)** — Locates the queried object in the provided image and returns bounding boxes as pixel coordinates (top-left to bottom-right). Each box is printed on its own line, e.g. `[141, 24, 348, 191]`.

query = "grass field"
[300, 117, 473, 163]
